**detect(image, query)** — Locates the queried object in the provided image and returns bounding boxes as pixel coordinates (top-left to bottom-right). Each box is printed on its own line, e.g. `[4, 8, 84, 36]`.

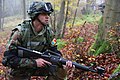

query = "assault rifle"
[17, 46, 105, 75]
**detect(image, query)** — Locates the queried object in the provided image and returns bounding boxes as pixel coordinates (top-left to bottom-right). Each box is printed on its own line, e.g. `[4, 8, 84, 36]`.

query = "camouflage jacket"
[2, 19, 58, 69]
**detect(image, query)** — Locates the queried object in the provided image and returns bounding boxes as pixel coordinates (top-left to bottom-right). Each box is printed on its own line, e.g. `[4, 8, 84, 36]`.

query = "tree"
[0, 0, 2, 30]
[71, 0, 80, 28]
[61, 0, 70, 38]
[88, 5, 109, 55]
[22, 0, 26, 19]
[53, 2, 56, 32]
[0, 0, 4, 31]
[86, 0, 92, 14]
[89, 0, 120, 57]
[103, 0, 120, 57]
[56, 0, 65, 38]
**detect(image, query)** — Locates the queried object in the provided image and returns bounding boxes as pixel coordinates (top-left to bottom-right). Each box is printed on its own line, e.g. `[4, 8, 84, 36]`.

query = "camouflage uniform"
[2, 1, 67, 80]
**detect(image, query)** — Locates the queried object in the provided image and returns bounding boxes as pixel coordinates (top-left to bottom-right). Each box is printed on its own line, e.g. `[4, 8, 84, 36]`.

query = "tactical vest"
[15, 20, 54, 52]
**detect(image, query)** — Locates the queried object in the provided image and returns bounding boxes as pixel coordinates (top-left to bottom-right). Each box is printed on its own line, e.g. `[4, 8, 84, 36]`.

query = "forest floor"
[0, 21, 120, 80]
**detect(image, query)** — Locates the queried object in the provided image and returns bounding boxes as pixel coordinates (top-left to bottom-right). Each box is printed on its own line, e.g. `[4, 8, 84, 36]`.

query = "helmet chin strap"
[36, 17, 46, 26]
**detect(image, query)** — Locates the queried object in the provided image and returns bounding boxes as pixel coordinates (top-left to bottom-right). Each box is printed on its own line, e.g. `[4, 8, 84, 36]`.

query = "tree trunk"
[0, 0, 2, 30]
[86, 0, 92, 14]
[22, 0, 26, 19]
[53, 2, 56, 32]
[103, 0, 120, 57]
[56, 0, 65, 38]
[71, 0, 80, 28]
[89, 0, 120, 56]
[61, 0, 70, 38]
[53, 3, 56, 32]
[91, 0, 97, 14]
[0, 0, 4, 31]
[1, 0, 4, 31]
[88, 17, 109, 55]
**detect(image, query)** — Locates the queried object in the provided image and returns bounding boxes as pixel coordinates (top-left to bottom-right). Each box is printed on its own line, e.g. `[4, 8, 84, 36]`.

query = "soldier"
[2, 1, 74, 80]
[98, 3, 105, 14]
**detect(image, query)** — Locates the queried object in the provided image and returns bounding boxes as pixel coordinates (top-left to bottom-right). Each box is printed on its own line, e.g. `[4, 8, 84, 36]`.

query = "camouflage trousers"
[6, 66, 67, 80]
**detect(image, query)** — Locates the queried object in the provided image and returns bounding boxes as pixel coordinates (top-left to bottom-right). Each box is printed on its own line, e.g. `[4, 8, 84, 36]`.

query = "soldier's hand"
[65, 61, 75, 80]
[35, 58, 51, 67]
[65, 61, 75, 71]
[66, 61, 73, 68]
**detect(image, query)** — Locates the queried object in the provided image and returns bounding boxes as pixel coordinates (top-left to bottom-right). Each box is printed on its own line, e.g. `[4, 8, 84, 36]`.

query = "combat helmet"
[27, 1, 54, 19]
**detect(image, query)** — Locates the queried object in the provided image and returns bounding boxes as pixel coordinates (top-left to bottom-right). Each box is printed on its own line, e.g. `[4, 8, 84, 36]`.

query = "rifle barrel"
[59, 58, 96, 73]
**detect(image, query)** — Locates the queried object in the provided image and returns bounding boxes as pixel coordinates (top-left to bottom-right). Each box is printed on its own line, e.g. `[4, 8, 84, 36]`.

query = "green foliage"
[88, 40, 100, 55]
[71, 37, 84, 43]
[57, 39, 67, 50]
[89, 40, 112, 56]
[95, 41, 111, 56]
[88, 16, 111, 56]
[109, 64, 120, 80]
[69, 14, 101, 27]
[82, 14, 101, 23]
[74, 17, 86, 25]
[113, 64, 120, 74]
[98, 16, 103, 25]
[76, 37, 84, 43]
[83, 15, 95, 23]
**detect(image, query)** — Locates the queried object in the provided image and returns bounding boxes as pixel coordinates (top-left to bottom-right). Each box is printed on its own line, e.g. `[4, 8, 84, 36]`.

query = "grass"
[0, 16, 23, 38]
[67, 14, 102, 27]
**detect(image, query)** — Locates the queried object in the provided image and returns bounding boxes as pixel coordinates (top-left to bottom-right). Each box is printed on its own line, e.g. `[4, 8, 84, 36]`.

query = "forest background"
[0, 0, 120, 80]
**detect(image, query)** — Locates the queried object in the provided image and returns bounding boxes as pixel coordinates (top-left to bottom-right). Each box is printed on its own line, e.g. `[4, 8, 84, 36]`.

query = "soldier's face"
[38, 13, 50, 25]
